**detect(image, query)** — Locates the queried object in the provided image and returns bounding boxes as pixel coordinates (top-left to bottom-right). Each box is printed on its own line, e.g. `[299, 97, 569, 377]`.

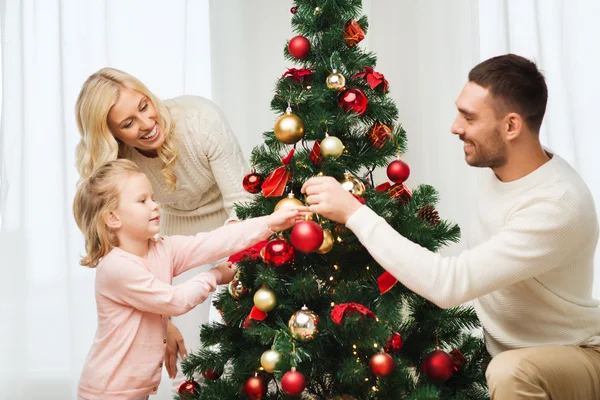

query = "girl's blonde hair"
[73, 159, 142, 268]
[74, 67, 178, 190]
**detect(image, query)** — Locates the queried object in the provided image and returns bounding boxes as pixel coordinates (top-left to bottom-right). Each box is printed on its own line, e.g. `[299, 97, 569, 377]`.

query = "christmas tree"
[180, 1, 489, 399]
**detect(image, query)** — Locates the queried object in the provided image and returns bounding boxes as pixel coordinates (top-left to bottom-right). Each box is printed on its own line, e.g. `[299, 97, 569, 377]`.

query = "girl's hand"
[214, 261, 237, 285]
[165, 321, 187, 379]
[267, 205, 310, 232]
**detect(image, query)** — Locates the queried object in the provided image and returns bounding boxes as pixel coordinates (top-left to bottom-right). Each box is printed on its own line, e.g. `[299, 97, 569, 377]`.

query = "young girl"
[73, 159, 305, 400]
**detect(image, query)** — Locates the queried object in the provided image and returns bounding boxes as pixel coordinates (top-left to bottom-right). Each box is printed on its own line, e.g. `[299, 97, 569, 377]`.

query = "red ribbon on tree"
[280, 67, 313, 82]
[309, 140, 321, 165]
[262, 148, 295, 197]
[228, 240, 268, 264]
[353, 67, 389, 92]
[378, 271, 398, 294]
[243, 306, 268, 328]
[331, 303, 375, 325]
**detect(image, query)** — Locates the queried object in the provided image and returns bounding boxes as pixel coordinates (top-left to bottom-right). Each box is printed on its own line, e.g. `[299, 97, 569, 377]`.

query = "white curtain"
[2, 1, 600, 399]
[0, 1, 210, 398]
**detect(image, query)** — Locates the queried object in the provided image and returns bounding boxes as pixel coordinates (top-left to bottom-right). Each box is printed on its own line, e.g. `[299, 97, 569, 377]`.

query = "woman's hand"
[267, 205, 310, 232]
[165, 320, 187, 379]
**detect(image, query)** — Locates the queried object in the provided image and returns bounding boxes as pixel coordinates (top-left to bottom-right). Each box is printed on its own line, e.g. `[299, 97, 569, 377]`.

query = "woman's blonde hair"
[74, 67, 178, 190]
[73, 159, 143, 268]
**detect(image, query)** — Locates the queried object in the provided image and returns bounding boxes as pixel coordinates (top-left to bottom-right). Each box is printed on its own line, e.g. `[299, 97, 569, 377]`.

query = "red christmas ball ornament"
[243, 170, 264, 194]
[201, 368, 222, 380]
[262, 237, 295, 267]
[288, 35, 311, 59]
[290, 6, 298, 14]
[422, 350, 455, 383]
[387, 159, 410, 183]
[385, 332, 403, 353]
[290, 220, 324, 253]
[177, 379, 200, 400]
[369, 352, 394, 377]
[338, 88, 368, 115]
[244, 375, 267, 399]
[281, 368, 306, 396]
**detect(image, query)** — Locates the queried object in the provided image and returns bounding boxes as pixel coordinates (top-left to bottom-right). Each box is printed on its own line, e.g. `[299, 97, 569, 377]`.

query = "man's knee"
[486, 349, 538, 390]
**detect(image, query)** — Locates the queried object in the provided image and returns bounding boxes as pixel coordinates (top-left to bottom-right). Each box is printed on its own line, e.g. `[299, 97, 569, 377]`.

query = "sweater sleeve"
[97, 255, 221, 316]
[189, 100, 254, 224]
[165, 216, 273, 277]
[346, 199, 580, 309]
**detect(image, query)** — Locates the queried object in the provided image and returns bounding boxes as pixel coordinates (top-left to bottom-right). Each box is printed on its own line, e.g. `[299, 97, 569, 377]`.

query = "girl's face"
[111, 172, 161, 241]
[107, 87, 165, 155]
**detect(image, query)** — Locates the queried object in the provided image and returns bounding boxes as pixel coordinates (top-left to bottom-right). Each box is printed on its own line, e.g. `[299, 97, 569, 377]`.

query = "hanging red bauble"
[387, 159, 410, 183]
[201, 369, 222, 380]
[422, 350, 455, 383]
[338, 88, 368, 115]
[288, 35, 311, 59]
[244, 375, 267, 399]
[290, 220, 324, 253]
[177, 379, 200, 400]
[385, 332, 403, 353]
[369, 352, 394, 377]
[366, 122, 393, 149]
[290, 6, 298, 14]
[262, 237, 295, 267]
[243, 170, 263, 194]
[281, 368, 306, 396]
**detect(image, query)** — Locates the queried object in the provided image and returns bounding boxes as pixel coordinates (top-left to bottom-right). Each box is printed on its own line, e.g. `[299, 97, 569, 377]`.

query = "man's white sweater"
[346, 153, 600, 356]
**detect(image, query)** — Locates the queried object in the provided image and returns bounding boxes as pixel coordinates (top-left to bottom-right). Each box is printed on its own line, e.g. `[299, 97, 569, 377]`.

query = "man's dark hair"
[469, 54, 548, 133]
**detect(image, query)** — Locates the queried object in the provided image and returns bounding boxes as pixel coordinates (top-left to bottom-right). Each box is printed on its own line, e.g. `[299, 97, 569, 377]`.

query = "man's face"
[451, 82, 508, 169]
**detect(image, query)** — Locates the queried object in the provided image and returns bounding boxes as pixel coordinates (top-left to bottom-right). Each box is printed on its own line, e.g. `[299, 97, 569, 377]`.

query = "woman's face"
[107, 87, 165, 154]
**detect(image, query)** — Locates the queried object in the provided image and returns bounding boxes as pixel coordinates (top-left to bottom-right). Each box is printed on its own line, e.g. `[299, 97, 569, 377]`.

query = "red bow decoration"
[309, 140, 321, 165]
[228, 240, 268, 264]
[243, 306, 268, 328]
[378, 271, 398, 294]
[280, 67, 313, 82]
[262, 148, 295, 197]
[331, 303, 375, 325]
[353, 67, 389, 92]
[344, 19, 365, 47]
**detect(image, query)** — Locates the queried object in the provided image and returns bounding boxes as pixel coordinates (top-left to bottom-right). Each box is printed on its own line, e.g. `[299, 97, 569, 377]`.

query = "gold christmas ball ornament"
[275, 192, 304, 212]
[340, 173, 366, 197]
[316, 229, 334, 254]
[320, 135, 345, 159]
[260, 349, 281, 373]
[274, 107, 305, 144]
[254, 288, 277, 312]
[288, 306, 319, 342]
[228, 272, 249, 300]
[326, 70, 346, 91]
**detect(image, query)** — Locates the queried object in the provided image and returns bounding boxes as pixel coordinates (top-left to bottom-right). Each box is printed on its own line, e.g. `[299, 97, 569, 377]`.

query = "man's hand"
[165, 320, 187, 379]
[301, 176, 363, 224]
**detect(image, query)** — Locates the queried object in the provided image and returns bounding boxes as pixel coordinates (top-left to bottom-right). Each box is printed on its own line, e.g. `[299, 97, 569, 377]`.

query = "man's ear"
[504, 112, 523, 141]
[105, 210, 121, 230]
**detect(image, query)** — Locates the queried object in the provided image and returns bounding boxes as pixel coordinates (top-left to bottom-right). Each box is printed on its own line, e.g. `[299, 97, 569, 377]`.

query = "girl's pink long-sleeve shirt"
[78, 216, 272, 400]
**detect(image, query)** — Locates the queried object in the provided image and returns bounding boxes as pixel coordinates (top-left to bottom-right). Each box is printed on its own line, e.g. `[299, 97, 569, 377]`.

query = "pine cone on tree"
[418, 205, 441, 226]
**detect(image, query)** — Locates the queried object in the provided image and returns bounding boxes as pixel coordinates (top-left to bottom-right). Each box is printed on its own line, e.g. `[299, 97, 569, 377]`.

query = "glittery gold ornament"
[288, 306, 319, 342]
[316, 229, 334, 254]
[274, 107, 305, 144]
[274, 192, 304, 212]
[228, 272, 249, 300]
[326, 69, 346, 91]
[254, 288, 277, 312]
[340, 173, 366, 196]
[320, 135, 345, 159]
[260, 349, 281, 373]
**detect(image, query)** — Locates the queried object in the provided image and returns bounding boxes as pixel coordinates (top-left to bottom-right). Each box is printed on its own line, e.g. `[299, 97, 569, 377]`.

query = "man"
[302, 54, 600, 399]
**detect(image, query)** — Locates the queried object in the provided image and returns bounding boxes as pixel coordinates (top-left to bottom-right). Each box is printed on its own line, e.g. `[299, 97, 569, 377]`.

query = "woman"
[75, 67, 254, 395]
